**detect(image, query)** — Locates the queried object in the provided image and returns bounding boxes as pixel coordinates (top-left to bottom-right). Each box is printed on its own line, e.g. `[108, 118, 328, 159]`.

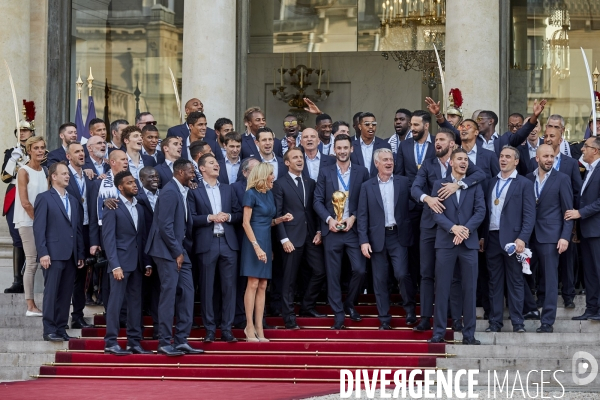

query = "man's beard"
[435, 147, 449, 158]
[412, 129, 425, 141]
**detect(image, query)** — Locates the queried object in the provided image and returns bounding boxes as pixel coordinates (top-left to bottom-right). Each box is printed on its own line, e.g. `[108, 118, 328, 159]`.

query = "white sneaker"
[25, 310, 43, 317]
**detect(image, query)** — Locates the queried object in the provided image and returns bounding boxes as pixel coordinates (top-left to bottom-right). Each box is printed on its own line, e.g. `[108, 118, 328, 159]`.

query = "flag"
[75, 98, 86, 141]
[83, 95, 97, 139]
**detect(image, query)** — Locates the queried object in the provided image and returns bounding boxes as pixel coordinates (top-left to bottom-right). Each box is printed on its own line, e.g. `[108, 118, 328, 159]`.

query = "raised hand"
[303, 98, 322, 115]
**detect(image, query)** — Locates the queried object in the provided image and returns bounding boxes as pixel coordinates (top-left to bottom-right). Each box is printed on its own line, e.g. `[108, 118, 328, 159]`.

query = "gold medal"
[81, 197, 85, 203]
[417, 164, 421, 169]
[494, 198, 500, 206]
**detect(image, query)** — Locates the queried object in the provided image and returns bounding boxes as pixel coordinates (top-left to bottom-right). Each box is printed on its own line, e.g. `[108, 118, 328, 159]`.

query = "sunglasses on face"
[476, 117, 489, 122]
[283, 121, 298, 128]
[583, 144, 600, 151]
[143, 121, 158, 126]
[362, 122, 378, 127]
[508, 124, 522, 130]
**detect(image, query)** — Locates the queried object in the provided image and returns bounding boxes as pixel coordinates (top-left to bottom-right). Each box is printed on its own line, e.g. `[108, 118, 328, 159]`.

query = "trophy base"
[335, 223, 347, 231]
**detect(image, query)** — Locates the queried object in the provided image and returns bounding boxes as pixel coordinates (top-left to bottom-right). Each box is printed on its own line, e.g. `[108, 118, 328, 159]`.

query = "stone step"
[0, 328, 81, 341]
[447, 344, 600, 360]
[0, 315, 94, 328]
[476, 306, 586, 320]
[0, 366, 41, 382]
[454, 332, 600, 346]
[0, 340, 67, 354]
[474, 319, 599, 333]
[0, 352, 56, 367]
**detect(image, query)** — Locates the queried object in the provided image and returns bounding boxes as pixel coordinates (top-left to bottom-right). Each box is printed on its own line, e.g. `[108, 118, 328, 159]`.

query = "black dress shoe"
[564, 300, 576, 309]
[284, 321, 300, 330]
[104, 345, 132, 355]
[462, 337, 481, 345]
[572, 310, 597, 320]
[536, 323, 553, 333]
[71, 318, 93, 329]
[204, 331, 215, 343]
[485, 325, 501, 332]
[158, 345, 184, 356]
[405, 311, 418, 326]
[61, 333, 74, 341]
[344, 306, 362, 322]
[330, 321, 345, 330]
[220, 331, 238, 342]
[513, 324, 526, 333]
[85, 296, 95, 306]
[589, 313, 600, 321]
[379, 323, 392, 330]
[175, 343, 204, 354]
[523, 310, 540, 320]
[299, 309, 327, 318]
[428, 336, 445, 343]
[43, 333, 64, 342]
[232, 321, 247, 329]
[413, 319, 431, 332]
[127, 345, 153, 354]
[452, 319, 463, 332]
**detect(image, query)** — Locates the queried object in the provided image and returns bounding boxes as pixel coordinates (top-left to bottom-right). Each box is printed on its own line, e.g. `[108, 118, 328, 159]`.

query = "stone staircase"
[442, 295, 600, 390]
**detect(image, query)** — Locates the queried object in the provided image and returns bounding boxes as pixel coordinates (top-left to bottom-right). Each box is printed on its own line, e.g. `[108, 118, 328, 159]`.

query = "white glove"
[10, 147, 23, 161]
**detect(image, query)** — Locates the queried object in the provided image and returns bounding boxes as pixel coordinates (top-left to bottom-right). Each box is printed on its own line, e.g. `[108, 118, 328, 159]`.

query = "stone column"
[182, 2, 236, 125]
[0, 0, 30, 153]
[445, 0, 499, 116]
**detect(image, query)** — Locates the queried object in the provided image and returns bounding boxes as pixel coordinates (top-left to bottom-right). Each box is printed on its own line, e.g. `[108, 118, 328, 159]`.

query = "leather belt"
[213, 233, 225, 237]
[385, 225, 397, 231]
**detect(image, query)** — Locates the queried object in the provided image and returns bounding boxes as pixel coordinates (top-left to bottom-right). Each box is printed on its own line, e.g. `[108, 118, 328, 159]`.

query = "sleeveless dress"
[239, 188, 276, 279]
[14, 165, 47, 228]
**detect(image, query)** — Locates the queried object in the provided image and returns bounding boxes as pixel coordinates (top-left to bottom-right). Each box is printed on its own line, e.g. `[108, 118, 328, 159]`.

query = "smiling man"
[122, 126, 157, 181]
[350, 112, 391, 178]
[217, 132, 242, 184]
[254, 127, 287, 180]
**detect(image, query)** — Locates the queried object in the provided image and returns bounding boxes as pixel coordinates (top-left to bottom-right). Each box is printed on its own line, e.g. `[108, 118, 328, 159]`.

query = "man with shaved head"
[300, 128, 335, 181]
[167, 97, 217, 144]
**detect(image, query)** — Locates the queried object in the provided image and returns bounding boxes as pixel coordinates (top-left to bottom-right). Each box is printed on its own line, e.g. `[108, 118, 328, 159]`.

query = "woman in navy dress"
[240, 163, 292, 342]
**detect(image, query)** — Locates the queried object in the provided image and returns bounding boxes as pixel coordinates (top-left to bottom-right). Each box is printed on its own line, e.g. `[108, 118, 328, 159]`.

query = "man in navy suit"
[300, 128, 335, 181]
[314, 134, 369, 329]
[241, 107, 283, 159]
[213, 117, 234, 160]
[145, 158, 203, 356]
[273, 148, 326, 329]
[65, 142, 94, 329]
[350, 112, 392, 178]
[141, 125, 165, 164]
[102, 171, 153, 355]
[253, 127, 287, 180]
[166, 98, 217, 144]
[180, 112, 221, 162]
[411, 128, 486, 331]
[108, 119, 128, 151]
[429, 148, 486, 344]
[47, 123, 78, 167]
[86, 135, 109, 177]
[189, 154, 242, 342]
[217, 132, 242, 184]
[358, 148, 416, 329]
[484, 146, 536, 332]
[539, 119, 582, 308]
[155, 136, 182, 188]
[525, 145, 573, 332]
[33, 162, 85, 341]
[565, 136, 600, 321]
[316, 113, 334, 156]
[122, 126, 157, 181]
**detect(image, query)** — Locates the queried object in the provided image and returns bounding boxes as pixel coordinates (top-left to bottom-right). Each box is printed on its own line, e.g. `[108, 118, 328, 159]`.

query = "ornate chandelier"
[382, 50, 445, 88]
[546, 2, 570, 80]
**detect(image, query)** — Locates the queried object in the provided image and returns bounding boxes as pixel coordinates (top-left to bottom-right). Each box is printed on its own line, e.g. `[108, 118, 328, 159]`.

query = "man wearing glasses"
[350, 112, 391, 178]
[136, 112, 158, 131]
[281, 115, 301, 156]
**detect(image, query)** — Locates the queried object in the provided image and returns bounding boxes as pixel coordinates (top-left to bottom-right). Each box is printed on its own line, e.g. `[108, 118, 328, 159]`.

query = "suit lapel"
[353, 141, 365, 166]
[393, 175, 400, 205]
[504, 175, 518, 204]
[406, 139, 417, 168]
[538, 171, 556, 204]
[583, 167, 599, 194]
[286, 174, 304, 205]
[50, 189, 70, 222]
[373, 178, 384, 210]
[119, 202, 137, 230]
[197, 185, 213, 213]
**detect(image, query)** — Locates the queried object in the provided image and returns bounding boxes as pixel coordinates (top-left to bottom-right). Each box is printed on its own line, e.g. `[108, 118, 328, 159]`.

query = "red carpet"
[31, 294, 450, 391]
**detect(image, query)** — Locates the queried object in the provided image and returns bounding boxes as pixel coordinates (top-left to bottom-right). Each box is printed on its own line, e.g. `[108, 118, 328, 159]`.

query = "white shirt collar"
[306, 151, 321, 161]
[118, 194, 137, 207]
[144, 187, 158, 197]
[68, 163, 83, 178]
[173, 178, 189, 197]
[377, 174, 393, 183]
[288, 171, 302, 180]
[225, 157, 241, 165]
[497, 169, 518, 180]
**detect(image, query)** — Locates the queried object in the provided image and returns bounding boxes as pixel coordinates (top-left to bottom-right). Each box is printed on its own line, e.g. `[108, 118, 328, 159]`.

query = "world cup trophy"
[332, 190, 348, 230]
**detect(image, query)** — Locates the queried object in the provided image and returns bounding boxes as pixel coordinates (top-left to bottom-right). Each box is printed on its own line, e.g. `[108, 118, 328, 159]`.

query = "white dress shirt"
[127, 153, 145, 181]
[533, 168, 551, 203]
[119, 194, 138, 231]
[305, 151, 322, 181]
[378, 175, 396, 227]
[91, 157, 106, 176]
[165, 159, 174, 172]
[68, 164, 89, 225]
[144, 187, 159, 211]
[451, 174, 462, 203]
[527, 140, 540, 160]
[205, 181, 225, 234]
[464, 144, 478, 165]
[553, 152, 561, 171]
[173, 178, 189, 220]
[360, 138, 375, 173]
[58, 189, 71, 221]
[261, 155, 279, 180]
[489, 170, 517, 231]
[581, 158, 600, 194]
[225, 157, 241, 184]
[321, 142, 333, 156]
[141, 146, 160, 163]
[413, 135, 432, 167]
[479, 132, 499, 152]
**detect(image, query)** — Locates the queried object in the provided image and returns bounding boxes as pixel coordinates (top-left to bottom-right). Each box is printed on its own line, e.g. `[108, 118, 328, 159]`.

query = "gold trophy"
[332, 190, 348, 230]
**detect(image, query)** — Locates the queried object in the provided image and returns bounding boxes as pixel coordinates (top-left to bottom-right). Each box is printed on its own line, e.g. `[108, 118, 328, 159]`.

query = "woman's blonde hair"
[25, 136, 45, 155]
[246, 162, 274, 192]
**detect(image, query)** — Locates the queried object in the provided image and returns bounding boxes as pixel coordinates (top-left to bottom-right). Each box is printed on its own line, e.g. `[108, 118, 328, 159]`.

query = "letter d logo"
[572, 351, 598, 386]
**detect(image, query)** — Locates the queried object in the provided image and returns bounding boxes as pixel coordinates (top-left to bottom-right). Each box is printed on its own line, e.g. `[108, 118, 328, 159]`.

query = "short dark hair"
[334, 133, 352, 146]
[135, 112, 153, 124]
[462, 118, 478, 127]
[89, 118, 105, 129]
[437, 127, 456, 142]
[256, 127, 274, 141]
[358, 112, 376, 123]
[47, 161, 68, 189]
[480, 110, 499, 126]
[451, 147, 468, 159]
[509, 113, 524, 121]
[139, 166, 157, 180]
[66, 141, 82, 153]
[591, 136, 600, 148]
[214, 117, 233, 131]
[502, 145, 520, 159]
[198, 153, 215, 167]
[283, 147, 303, 162]
[173, 158, 192, 173]
[110, 119, 129, 133]
[352, 112, 363, 123]
[316, 113, 332, 125]
[114, 170, 133, 188]
[223, 131, 242, 145]
[412, 110, 431, 125]
[121, 126, 142, 144]
[141, 124, 158, 135]
[189, 140, 208, 160]
[161, 136, 180, 152]
[186, 111, 206, 126]
[59, 122, 77, 134]
[332, 120, 350, 135]
[244, 107, 263, 122]
[395, 108, 412, 118]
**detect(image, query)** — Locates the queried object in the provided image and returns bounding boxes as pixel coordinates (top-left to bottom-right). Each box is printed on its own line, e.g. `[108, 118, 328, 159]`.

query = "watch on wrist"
[457, 180, 467, 189]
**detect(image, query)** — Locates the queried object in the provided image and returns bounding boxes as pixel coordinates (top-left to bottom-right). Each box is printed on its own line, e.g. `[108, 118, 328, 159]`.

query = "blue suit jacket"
[301, 152, 336, 180]
[188, 182, 242, 254]
[167, 123, 217, 144]
[65, 166, 95, 226]
[155, 162, 173, 189]
[135, 188, 155, 237]
[394, 135, 436, 184]
[217, 159, 243, 185]
[481, 120, 536, 156]
[33, 188, 85, 261]
[313, 163, 369, 236]
[484, 174, 536, 247]
[140, 154, 157, 168]
[357, 175, 413, 251]
[431, 175, 486, 250]
[241, 134, 283, 160]
[102, 203, 151, 273]
[350, 137, 392, 178]
[410, 157, 486, 229]
[528, 154, 582, 208]
[145, 179, 193, 260]
[578, 165, 600, 239]
[525, 170, 573, 243]
[47, 147, 66, 167]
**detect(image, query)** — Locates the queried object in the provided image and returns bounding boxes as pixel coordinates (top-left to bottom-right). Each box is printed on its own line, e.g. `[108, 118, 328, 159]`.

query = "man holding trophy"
[314, 134, 369, 329]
